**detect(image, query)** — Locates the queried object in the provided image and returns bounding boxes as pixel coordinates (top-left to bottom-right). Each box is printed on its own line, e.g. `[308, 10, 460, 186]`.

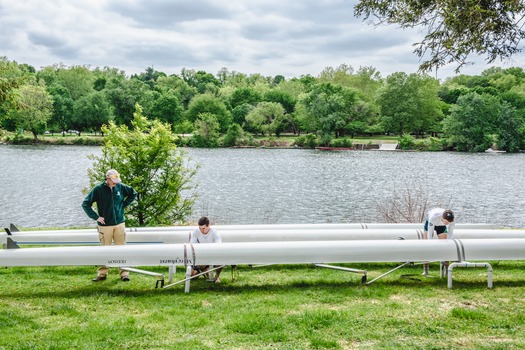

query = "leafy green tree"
[229, 87, 262, 109]
[7, 83, 53, 139]
[270, 79, 309, 134]
[72, 91, 110, 134]
[272, 75, 285, 86]
[105, 78, 155, 127]
[36, 66, 59, 89]
[155, 75, 197, 109]
[245, 102, 285, 136]
[54, 65, 95, 101]
[438, 84, 470, 105]
[181, 69, 221, 94]
[443, 92, 500, 152]
[355, 0, 525, 72]
[377, 72, 442, 137]
[263, 89, 296, 115]
[150, 91, 185, 127]
[0, 58, 33, 133]
[86, 104, 197, 226]
[318, 65, 382, 125]
[186, 94, 232, 132]
[495, 102, 523, 152]
[299, 82, 359, 142]
[221, 123, 245, 147]
[0, 57, 29, 111]
[131, 66, 167, 88]
[190, 112, 220, 147]
[47, 84, 74, 134]
[345, 120, 368, 138]
[231, 103, 254, 126]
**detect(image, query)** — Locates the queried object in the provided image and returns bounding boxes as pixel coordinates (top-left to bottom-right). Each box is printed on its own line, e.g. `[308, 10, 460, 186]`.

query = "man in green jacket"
[82, 169, 138, 282]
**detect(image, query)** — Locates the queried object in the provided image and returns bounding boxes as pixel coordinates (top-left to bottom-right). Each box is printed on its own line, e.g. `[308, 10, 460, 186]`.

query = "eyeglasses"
[107, 174, 120, 179]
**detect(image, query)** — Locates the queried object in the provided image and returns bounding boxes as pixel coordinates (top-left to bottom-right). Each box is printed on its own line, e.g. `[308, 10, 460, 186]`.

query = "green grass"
[1, 262, 524, 349]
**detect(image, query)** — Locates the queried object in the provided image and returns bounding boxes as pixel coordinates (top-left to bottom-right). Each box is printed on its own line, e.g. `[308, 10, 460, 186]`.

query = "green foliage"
[7, 83, 54, 140]
[186, 94, 232, 132]
[46, 83, 74, 133]
[181, 69, 221, 94]
[293, 134, 318, 148]
[263, 89, 296, 114]
[329, 137, 353, 148]
[299, 82, 359, 139]
[355, 0, 525, 72]
[220, 123, 255, 147]
[414, 137, 445, 151]
[3, 132, 35, 144]
[443, 92, 501, 152]
[495, 102, 523, 153]
[87, 103, 198, 226]
[221, 123, 242, 147]
[2, 56, 525, 149]
[190, 112, 221, 147]
[229, 87, 262, 109]
[245, 101, 285, 136]
[72, 91, 110, 134]
[397, 134, 416, 150]
[378, 72, 443, 137]
[173, 120, 194, 135]
[231, 103, 254, 126]
[0, 56, 30, 108]
[149, 91, 185, 127]
[345, 120, 368, 137]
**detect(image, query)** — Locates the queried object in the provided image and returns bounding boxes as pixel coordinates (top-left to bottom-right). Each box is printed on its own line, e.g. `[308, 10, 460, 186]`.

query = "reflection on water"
[1, 145, 524, 228]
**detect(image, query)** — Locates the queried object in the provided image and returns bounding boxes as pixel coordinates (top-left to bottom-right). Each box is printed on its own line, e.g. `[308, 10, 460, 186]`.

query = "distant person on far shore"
[189, 216, 223, 283]
[422, 208, 455, 276]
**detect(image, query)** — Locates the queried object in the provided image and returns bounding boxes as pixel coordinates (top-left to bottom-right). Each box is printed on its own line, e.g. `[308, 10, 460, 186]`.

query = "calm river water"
[0, 145, 523, 229]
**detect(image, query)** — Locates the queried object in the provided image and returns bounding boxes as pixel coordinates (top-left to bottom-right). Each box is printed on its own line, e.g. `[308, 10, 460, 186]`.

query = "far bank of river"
[1, 132, 401, 150]
[1, 144, 524, 229]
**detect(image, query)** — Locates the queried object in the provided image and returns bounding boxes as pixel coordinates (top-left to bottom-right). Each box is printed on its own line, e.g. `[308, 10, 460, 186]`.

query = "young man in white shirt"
[189, 216, 223, 283]
[422, 208, 455, 276]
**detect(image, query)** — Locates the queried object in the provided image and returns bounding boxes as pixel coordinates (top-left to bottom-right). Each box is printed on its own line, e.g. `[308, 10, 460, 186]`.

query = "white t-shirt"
[426, 207, 455, 239]
[189, 227, 222, 244]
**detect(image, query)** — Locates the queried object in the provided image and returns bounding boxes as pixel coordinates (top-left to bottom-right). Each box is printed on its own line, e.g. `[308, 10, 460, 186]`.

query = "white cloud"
[1, 0, 524, 80]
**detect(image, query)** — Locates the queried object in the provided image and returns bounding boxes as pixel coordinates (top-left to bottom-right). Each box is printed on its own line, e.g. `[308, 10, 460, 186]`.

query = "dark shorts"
[192, 265, 209, 273]
[424, 221, 447, 235]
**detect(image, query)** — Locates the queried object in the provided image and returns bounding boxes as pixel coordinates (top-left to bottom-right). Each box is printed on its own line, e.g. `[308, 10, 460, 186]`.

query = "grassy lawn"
[1, 261, 524, 349]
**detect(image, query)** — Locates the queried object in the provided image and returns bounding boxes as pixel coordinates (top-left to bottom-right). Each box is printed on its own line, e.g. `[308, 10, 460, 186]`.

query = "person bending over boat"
[422, 208, 455, 276]
[189, 216, 223, 283]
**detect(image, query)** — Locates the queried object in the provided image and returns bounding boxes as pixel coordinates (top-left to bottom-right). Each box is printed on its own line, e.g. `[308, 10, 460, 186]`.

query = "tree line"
[1, 57, 524, 152]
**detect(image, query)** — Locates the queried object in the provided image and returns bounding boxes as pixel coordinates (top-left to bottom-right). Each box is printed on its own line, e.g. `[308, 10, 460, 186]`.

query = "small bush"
[293, 135, 307, 147]
[317, 134, 332, 147]
[329, 138, 353, 148]
[293, 134, 317, 148]
[398, 134, 416, 150]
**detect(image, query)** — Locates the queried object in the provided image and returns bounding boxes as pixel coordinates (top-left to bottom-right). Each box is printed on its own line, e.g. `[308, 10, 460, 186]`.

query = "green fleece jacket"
[82, 182, 138, 226]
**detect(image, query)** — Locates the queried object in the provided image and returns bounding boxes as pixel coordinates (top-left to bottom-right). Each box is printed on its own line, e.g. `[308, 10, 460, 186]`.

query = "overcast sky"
[2, 0, 525, 80]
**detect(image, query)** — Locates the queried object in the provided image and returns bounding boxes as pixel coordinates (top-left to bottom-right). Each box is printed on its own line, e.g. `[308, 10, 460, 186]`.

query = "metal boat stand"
[314, 264, 368, 284]
[120, 267, 165, 288]
[163, 265, 227, 292]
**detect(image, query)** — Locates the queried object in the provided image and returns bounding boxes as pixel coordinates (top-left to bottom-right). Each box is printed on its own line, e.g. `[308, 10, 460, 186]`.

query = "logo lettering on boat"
[107, 259, 126, 264]
[160, 258, 189, 264]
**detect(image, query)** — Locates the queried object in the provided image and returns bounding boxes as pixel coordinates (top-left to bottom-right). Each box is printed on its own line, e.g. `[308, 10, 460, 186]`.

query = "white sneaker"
[422, 272, 429, 276]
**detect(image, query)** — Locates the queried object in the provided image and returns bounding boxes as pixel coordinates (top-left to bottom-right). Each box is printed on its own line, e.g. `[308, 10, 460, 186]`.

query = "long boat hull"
[1, 239, 525, 267]
[5, 222, 497, 235]
[3, 228, 525, 246]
